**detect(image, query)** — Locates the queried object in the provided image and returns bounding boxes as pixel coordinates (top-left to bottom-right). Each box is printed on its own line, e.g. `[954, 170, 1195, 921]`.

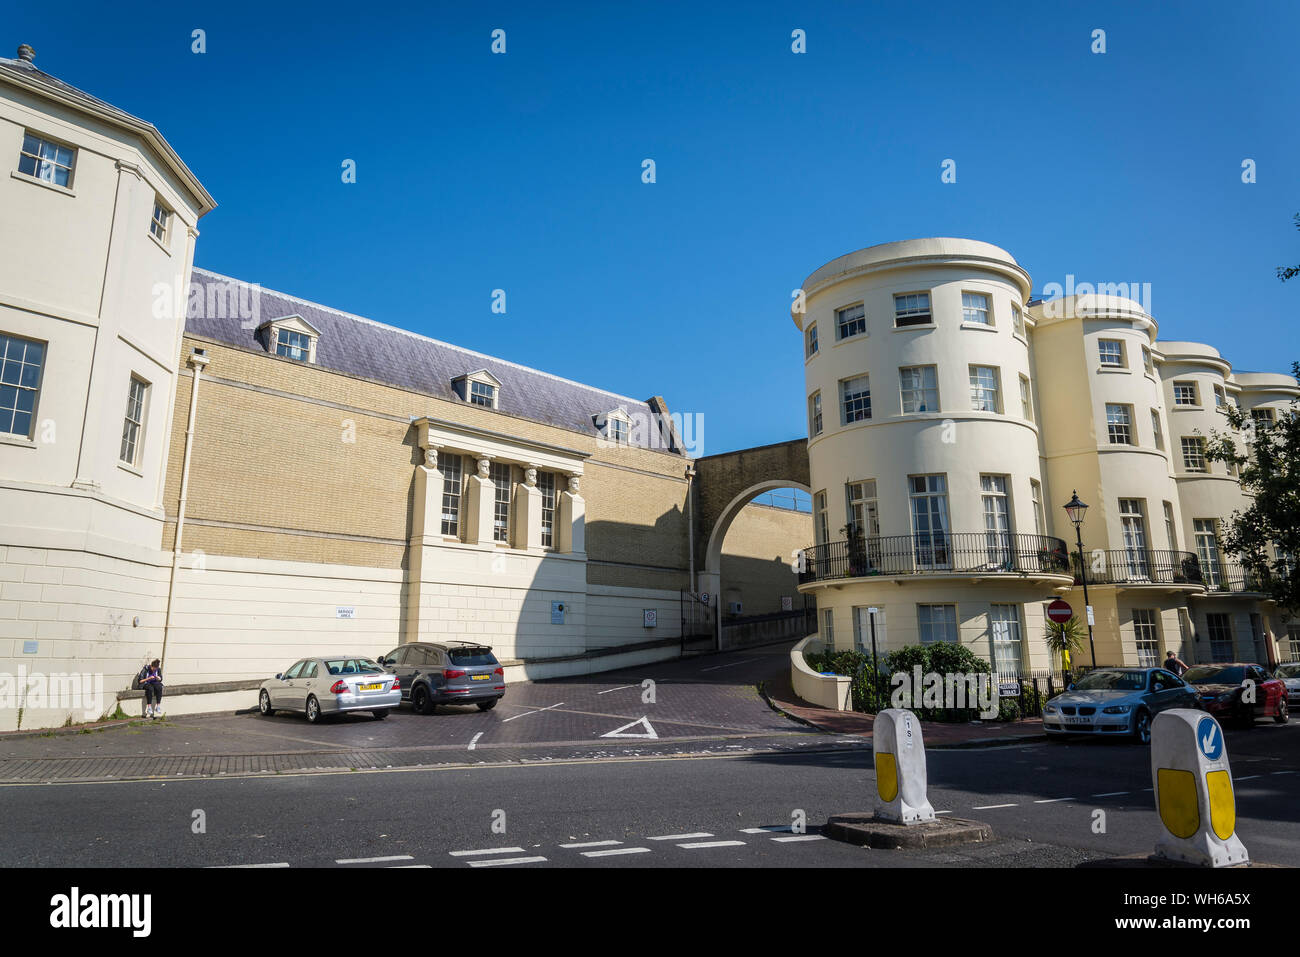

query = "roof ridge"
[189, 267, 652, 409]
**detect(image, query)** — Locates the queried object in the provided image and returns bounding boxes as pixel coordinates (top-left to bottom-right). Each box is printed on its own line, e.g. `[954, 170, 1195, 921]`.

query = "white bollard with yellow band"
[873, 708, 935, 825]
[1150, 709, 1248, 867]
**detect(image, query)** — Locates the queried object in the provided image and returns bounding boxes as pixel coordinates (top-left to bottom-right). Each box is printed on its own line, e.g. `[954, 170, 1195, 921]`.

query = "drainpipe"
[685, 464, 696, 639]
[160, 348, 209, 669]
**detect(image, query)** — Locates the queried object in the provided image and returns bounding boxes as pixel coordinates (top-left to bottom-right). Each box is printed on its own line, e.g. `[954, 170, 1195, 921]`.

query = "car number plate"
[1063, 716, 1090, 725]
[471, 674, 490, 681]
[359, 683, 382, 691]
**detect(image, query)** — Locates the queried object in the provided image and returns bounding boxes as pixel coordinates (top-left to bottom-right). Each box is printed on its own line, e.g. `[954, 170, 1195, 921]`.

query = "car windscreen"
[1183, 665, 1245, 685]
[324, 658, 383, 675]
[448, 648, 497, 666]
[1275, 663, 1300, 678]
[1073, 670, 1145, 691]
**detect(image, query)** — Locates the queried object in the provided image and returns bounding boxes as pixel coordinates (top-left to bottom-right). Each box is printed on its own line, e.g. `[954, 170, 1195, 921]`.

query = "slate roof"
[186, 269, 669, 449]
[0, 54, 147, 127]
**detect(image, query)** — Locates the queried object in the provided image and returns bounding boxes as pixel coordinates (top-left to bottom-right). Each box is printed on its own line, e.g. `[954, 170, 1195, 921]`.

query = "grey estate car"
[378, 641, 506, 714]
[1042, 666, 1200, 744]
[258, 656, 401, 723]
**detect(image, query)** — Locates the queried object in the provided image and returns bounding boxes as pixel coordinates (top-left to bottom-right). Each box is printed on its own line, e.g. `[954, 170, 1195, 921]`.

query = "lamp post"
[1063, 490, 1097, 668]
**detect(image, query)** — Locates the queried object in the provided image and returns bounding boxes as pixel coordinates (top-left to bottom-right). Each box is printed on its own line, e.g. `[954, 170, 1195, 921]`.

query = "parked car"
[1043, 667, 1199, 744]
[1275, 662, 1300, 707]
[378, 641, 506, 714]
[258, 656, 400, 723]
[1182, 663, 1288, 727]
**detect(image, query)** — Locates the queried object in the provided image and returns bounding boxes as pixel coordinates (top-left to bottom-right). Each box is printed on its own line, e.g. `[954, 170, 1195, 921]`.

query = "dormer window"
[451, 370, 502, 409]
[595, 407, 632, 445]
[258, 315, 321, 364]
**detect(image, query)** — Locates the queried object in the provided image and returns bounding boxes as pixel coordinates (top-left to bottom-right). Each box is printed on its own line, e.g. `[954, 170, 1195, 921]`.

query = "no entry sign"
[1047, 599, 1073, 624]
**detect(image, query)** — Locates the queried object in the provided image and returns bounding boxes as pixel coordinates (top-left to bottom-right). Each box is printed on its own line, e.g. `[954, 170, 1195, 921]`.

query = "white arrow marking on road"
[601, 716, 658, 739]
[468, 732, 483, 750]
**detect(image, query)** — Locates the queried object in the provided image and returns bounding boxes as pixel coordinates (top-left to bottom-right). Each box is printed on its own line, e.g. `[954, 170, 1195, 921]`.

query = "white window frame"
[893, 292, 932, 327]
[1098, 339, 1126, 368]
[119, 375, 149, 467]
[961, 291, 992, 326]
[150, 198, 171, 245]
[18, 131, 76, 188]
[1151, 409, 1164, 451]
[1172, 381, 1199, 406]
[1181, 436, 1207, 473]
[0, 332, 46, 439]
[990, 605, 1024, 675]
[440, 453, 464, 538]
[840, 375, 871, 424]
[260, 315, 321, 364]
[1106, 403, 1134, 445]
[918, 604, 958, 644]
[809, 391, 822, 437]
[899, 365, 939, 414]
[805, 322, 818, 358]
[1133, 609, 1160, 667]
[835, 302, 867, 340]
[968, 365, 1001, 413]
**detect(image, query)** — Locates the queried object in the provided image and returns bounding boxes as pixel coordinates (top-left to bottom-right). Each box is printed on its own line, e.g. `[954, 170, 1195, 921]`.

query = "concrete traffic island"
[825, 708, 994, 851]
[825, 812, 992, 849]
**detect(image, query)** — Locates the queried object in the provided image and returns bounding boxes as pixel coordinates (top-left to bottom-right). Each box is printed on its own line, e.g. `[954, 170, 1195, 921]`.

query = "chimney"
[16, 44, 35, 63]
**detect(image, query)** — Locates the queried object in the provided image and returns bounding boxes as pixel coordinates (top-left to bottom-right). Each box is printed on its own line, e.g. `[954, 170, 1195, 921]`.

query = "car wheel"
[306, 695, 322, 724]
[1275, 699, 1289, 725]
[372, 708, 389, 721]
[1134, 710, 1152, 745]
[413, 685, 434, 716]
[259, 690, 275, 716]
[477, 699, 497, 712]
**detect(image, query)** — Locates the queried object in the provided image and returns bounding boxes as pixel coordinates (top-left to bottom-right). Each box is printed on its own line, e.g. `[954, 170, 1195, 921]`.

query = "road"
[4, 721, 1297, 868]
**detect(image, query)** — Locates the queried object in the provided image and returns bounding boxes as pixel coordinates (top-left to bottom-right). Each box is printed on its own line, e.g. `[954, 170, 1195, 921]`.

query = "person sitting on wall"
[138, 659, 164, 719]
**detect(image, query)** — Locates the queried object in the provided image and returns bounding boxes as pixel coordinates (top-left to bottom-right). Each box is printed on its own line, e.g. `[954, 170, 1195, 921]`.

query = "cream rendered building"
[0, 46, 809, 730]
[795, 239, 1299, 675]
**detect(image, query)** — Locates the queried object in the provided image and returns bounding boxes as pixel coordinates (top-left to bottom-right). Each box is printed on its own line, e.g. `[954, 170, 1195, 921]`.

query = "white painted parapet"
[791, 634, 852, 711]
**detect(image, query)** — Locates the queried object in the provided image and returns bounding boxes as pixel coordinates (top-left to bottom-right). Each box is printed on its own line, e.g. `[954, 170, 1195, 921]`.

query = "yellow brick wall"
[721, 503, 810, 615]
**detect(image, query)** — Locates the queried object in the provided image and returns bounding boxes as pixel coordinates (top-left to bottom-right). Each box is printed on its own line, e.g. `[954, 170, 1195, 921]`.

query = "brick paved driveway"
[0, 643, 867, 784]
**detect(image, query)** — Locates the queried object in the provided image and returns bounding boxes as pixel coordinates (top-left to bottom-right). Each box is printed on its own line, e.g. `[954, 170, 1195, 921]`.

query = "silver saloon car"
[1276, 662, 1300, 707]
[1042, 667, 1200, 744]
[258, 656, 401, 723]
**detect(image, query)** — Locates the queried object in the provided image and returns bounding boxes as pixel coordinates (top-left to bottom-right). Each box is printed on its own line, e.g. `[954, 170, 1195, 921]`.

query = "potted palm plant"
[1045, 615, 1087, 685]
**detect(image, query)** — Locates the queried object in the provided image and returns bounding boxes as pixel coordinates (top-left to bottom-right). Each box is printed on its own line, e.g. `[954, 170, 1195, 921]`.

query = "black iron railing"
[1205, 560, 1270, 594]
[797, 533, 1070, 585]
[1070, 549, 1203, 587]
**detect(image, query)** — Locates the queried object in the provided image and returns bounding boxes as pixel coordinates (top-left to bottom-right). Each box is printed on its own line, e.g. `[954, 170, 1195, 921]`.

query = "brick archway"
[693, 439, 810, 643]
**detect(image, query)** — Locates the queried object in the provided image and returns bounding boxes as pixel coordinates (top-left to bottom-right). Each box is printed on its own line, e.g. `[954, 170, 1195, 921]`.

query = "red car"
[1182, 663, 1289, 727]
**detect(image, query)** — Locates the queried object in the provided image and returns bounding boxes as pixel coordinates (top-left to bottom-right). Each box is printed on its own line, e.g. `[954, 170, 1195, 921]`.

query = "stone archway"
[692, 439, 811, 647]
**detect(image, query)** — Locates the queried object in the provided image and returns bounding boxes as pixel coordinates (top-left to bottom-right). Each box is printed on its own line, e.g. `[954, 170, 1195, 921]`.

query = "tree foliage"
[1201, 361, 1300, 614]
[1279, 213, 1300, 282]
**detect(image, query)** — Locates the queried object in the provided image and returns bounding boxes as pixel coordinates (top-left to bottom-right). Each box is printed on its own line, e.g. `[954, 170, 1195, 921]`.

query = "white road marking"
[560, 840, 622, 849]
[582, 847, 652, 857]
[389, 864, 432, 868]
[501, 702, 565, 723]
[211, 862, 289, 868]
[699, 658, 759, 673]
[596, 686, 637, 695]
[336, 855, 414, 865]
[1033, 797, 1076, 804]
[773, 835, 826, 843]
[972, 804, 1018, 810]
[740, 826, 793, 834]
[1092, 791, 1129, 797]
[1271, 770, 1295, 775]
[449, 847, 527, 857]
[1235, 775, 1261, 781]
[600, 716, 658, 739]
[678, 840, 746, 849]
[468, 732, 483, 750]
[649, 832, 713, 841]
[467, 856, 548, 867]
[935, 810, 953, 815]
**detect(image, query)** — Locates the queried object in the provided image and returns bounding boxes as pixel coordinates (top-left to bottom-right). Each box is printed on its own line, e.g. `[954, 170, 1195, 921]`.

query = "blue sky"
[12, 1, 1299, 455]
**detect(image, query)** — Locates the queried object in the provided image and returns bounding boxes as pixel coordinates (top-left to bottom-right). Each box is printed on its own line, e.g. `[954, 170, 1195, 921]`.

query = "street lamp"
[1063, 490, 1097, 668]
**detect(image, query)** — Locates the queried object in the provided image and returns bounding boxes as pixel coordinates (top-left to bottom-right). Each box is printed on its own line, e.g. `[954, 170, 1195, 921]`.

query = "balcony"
[1202, 559, 1271, 595]
[1073, 550, 1204, 587]
[797, 533, 1071, 585]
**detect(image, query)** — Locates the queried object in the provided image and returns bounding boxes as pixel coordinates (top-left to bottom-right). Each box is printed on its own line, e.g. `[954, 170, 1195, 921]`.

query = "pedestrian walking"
[138, 659, 164, 718]
[1164, 650, 1189, 676]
